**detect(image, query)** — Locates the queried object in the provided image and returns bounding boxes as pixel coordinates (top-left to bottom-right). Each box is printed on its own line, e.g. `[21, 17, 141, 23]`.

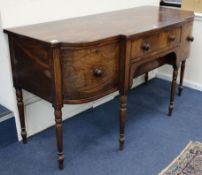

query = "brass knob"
[142, 42, 150, 52]
[169, 35, 176, 42]
[187, 36, 194, 42]
[93, 68, 103, 77]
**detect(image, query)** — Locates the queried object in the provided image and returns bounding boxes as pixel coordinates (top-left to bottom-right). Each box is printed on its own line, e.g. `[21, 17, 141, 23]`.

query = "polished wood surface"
[131, 27, 181, 60]
[61, 40, 120, 102]
[16, 88, 27, 144]
[169, 65, 179, 116]
[8, 35, 52, 102]
[179, 21, 194, 60]
[5, 6, 193, 44]
[4, 6, 194, 169]
[179, 60, 186, 96]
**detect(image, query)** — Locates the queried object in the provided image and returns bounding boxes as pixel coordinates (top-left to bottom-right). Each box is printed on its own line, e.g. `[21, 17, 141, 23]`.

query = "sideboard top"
[4, 6, 194, 45]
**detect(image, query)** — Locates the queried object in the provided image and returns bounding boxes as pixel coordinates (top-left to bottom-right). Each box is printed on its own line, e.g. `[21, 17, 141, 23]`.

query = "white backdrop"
[0, 0, 159, 140]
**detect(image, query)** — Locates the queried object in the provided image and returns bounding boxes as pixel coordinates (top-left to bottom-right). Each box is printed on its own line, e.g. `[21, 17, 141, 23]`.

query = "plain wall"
[0, 0, 159, 140]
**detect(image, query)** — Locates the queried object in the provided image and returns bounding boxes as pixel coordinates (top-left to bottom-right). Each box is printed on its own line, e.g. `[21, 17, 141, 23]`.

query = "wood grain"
[61, 41, 120, 103]
[179, 21, 194, 61]
[4, 6, 194, 45]
[131, 27, 181, 60]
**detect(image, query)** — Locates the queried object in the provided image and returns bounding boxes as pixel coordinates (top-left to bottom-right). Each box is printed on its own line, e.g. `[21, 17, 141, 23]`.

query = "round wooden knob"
[142, 42, 150, 51]
[93, 68, 103, 77]
[169, 35, 176, 41]
[187, 36, 194, 42]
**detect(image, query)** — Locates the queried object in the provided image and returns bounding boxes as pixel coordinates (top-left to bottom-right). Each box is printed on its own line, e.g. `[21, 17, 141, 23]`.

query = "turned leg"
[16, 88, 27, 144]
[145, 72, 149, 84]
[178, 60, 186, 96]
[54, 105, 64, 170]
[168, 65, 179, 116]
[119, 95, 128, 150]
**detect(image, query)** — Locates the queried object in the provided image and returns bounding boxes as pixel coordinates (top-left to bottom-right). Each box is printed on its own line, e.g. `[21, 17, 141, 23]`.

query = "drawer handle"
[93, 68, 103, 77]
[169, 35, 176, 42]
[142, 42, 150, 52]
[187, 36, 194, 42]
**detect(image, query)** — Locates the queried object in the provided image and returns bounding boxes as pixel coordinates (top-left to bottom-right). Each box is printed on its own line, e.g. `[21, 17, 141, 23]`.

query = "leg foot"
[168, 105, 173, 117]
[58, 154, 64, 170]
[119, 134, 125, 151]
[119, 95, 127, 151]
[178, 87, 183, 97]
[168, 65, 179, 116]
[21, 131, 28, 144]
[145, 72, 149, 85]
[16, 88, 27, 144]
[178, 61, 186, 96]
[54, 106, 64, 170]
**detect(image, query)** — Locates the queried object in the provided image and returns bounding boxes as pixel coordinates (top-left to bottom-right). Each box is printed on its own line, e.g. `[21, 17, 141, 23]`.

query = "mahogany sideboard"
[4, 6, 194, 169]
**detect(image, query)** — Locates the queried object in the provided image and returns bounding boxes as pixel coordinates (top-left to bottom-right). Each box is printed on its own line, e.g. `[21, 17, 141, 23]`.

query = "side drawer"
[61, 42, 120, 102]
[131, 27, 181, 61]
[179, 21, 194, 60]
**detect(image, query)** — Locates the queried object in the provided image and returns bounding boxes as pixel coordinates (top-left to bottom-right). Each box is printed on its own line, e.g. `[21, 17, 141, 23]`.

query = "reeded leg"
[168, 65, 179, 116]
[54, 106, 64, 170]
[16, 88, 27, 144]
[178, 61, 186, 96]
[145, 72, 149, 85]
[119, 95, 127, 150]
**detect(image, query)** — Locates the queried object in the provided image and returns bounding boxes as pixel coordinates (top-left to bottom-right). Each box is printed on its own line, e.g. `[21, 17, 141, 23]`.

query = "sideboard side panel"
[8, 35, 52, 102]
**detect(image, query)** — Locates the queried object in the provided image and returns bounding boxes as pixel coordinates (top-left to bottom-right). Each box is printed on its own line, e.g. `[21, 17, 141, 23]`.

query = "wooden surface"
[4, 6, 194, 170]
[61, 41, 120, 101]
[4, 6, 194, 44]
[131, 26, 181, 60]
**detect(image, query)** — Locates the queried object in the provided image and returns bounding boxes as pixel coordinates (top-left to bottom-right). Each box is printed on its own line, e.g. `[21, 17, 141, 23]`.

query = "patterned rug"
[159, 141, 202, 175]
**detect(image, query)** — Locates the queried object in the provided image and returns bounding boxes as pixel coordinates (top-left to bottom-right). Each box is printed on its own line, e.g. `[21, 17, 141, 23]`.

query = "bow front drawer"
[131, 27, 181, 61]
[61, 42, 120, 102]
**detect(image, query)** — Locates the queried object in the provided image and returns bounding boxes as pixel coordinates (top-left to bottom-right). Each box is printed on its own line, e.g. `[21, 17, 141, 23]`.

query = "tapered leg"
[119, 95, 127, 150]
[168, 65, 179, 116]
[145, 72, 149, 85]
[16, 88, 27, 144]
[178, 61, 186, 96]
[54, 106, 64, 170]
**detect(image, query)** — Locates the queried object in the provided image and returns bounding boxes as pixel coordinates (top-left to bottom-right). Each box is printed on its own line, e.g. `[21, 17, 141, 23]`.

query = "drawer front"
[61, 42, 120, 101]
[131, 27, 181, 60]
[179, 21, 194, 60]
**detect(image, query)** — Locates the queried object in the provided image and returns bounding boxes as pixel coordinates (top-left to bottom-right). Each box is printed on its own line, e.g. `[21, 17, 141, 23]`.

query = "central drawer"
[61, 42, 120, 102]
[131, 27, 181, 61]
